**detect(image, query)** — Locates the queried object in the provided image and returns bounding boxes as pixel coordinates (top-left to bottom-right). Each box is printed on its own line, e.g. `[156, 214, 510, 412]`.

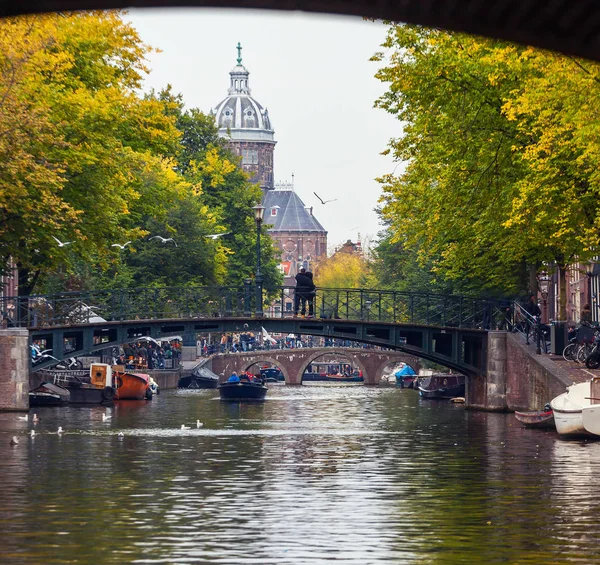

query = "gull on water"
[111, 241, 132, 250]
[18, 414, 28, 421]
[30, 430, 35, 437]
[196, 420, 203, 429]
[32, 414, 39, 422]
[181, 424, 191, 430]
[10, 436, 19, 446]
[149, 235, 177, 246]
[117, 432, 124, 440]
[57, 426, 63, 434]
[102, 413, 111, 422]
[52, 235, 74, 247]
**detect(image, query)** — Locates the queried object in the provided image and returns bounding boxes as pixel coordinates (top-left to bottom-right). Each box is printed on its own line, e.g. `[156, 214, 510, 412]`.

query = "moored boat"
[53, 363, 116, 405]
[178, 365, 219, 389]
[514, 407, 555, 429]
[550, 377, 600, 437]
[113, 367, 152, 400]
[395, 364, 417, 388]
[218, 379, 268, 401]
[29, 382, 70, 407]
[418, 373, 465, 399]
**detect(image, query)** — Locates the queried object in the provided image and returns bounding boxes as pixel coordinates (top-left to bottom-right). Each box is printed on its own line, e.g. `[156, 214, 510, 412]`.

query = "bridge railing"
[1, 285, 506, 330]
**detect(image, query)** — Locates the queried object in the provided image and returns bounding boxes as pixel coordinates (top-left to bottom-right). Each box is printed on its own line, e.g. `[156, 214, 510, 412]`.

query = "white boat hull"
[550, 381, 600, 438]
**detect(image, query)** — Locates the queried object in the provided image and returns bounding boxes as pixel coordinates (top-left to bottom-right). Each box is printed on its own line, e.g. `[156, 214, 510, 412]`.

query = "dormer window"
[271, 207, 278, 216]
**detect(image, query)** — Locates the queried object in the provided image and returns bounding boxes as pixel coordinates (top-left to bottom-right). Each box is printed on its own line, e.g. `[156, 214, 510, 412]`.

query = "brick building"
[213, 45, 328, 289]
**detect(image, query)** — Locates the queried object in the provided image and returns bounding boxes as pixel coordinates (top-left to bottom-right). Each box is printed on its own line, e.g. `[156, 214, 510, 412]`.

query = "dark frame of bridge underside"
[0, 1, 599, 63]
[30, 317, 487, 377]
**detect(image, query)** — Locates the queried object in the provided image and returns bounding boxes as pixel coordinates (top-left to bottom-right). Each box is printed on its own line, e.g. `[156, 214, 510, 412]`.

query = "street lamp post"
[253, 204, 265, 317]
[538, 272, 551, 324]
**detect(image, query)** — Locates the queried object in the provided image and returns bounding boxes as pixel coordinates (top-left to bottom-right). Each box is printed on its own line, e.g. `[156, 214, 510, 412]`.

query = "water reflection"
[1, 387, 600, 563]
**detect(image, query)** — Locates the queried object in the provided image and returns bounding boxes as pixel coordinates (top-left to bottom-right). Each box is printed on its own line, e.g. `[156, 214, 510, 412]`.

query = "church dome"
[213, 46, 275, 143]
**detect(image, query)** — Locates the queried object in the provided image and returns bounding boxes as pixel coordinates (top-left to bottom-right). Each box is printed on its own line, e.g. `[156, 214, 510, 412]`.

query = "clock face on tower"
[284, 240, 296, 252]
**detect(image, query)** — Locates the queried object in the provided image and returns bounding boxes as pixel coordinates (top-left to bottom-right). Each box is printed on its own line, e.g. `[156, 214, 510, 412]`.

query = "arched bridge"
[1, 285, 507, 377]
[209, 348, 422, 385]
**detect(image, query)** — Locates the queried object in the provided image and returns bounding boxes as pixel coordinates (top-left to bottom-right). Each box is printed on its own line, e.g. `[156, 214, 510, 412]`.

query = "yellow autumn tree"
[313, 251, 370, 289]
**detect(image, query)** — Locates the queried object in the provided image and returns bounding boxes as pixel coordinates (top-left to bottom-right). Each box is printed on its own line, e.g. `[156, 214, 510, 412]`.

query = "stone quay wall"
[0, 328, 30, 411]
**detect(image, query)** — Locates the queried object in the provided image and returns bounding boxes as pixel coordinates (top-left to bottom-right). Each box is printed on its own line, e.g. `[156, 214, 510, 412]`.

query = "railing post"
[255, 277, 263, 317]
[225, 288, 233, 317]
[536, 316, 542, 355]
[243, 279, 252, 317]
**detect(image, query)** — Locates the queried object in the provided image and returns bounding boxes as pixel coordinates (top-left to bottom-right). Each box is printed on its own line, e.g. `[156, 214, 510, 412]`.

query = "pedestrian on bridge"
[294, 268, 316, 318]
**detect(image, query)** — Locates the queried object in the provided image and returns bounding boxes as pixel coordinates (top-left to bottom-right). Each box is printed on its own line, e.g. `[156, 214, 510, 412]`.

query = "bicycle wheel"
[563, 342, 577, 362]
[586, 346, 600, 369]
[577, 343, 593, 364]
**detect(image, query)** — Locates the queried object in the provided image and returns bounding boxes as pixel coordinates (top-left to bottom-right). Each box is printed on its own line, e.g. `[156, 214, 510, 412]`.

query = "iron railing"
[0, 284, 509, 330]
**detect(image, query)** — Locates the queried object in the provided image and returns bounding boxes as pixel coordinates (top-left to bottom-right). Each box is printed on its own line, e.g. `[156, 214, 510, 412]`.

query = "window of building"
[271, 207, 278, 217]
[242, 149, 258, 165]
[285, 302, 293, 312]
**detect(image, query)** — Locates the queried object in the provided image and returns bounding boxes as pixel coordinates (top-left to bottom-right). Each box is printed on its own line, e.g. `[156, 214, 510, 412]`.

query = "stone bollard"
[0, 328, 29, 411]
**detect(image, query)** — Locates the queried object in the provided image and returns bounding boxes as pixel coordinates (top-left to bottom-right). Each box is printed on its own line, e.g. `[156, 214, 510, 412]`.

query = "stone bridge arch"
[209, 348, 422, 385]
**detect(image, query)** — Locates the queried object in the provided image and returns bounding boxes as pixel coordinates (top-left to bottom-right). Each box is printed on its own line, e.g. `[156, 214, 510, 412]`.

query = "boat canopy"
[395, 365, 416, 377]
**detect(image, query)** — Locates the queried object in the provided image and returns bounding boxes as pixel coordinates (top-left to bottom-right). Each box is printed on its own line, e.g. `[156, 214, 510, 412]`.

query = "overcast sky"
[126, 8, 400, 250]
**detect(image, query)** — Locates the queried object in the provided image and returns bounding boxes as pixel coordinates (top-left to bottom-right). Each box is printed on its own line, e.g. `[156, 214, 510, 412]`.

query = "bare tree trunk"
[528, 263, 538, 295]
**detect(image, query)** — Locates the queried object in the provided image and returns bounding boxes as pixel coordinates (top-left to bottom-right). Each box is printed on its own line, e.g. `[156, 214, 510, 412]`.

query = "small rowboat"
[218, 380, 268, 401]
[514, 409, 555, 429]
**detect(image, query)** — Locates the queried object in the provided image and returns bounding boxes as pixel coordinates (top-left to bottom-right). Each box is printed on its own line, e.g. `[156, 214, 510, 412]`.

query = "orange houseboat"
[112, 365, 152, 400]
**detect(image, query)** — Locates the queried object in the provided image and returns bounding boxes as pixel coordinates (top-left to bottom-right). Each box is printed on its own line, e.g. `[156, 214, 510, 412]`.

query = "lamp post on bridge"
[253, 204, 265, 318]
[538, 272, 551, 324]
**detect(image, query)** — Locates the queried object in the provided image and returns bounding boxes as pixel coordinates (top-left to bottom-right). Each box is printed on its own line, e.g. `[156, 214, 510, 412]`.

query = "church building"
[212, 44, 327, 285]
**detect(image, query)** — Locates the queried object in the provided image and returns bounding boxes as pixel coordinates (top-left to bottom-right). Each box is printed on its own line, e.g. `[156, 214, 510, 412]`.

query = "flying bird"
[313, 192, 337, 205]
[149, 235, 177, 247]
[111, 241, 132, 250]
[205, 233, 230, 240]
[52, 236, 74, 247]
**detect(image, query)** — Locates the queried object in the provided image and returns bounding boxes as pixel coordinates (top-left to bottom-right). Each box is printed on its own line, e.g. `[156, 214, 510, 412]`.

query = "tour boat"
[218, 379, 268, 401]
[418, 373, 465, 399]
[113, 366, 152, 400]
[302, 361, 363, 382]
[514, 408, 555, 429]
[550, 377, 600, 437]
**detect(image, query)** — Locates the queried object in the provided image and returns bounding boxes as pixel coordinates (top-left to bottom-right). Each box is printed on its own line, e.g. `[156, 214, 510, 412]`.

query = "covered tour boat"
[395, 364, 417, 388]
[302, 361, 363, 383]
[178, 364, 219, 389]
[418, 373, 466, 399]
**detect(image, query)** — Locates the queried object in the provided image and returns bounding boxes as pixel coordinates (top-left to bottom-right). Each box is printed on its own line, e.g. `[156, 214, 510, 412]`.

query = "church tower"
[213, 43, 275, 190]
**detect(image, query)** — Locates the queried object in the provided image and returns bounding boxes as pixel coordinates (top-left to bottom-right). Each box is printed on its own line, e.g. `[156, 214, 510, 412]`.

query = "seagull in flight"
[111, 241, 132, 249]
[313, 192, 337, 205]
[149, 235, 177, 247]
[52, 236, 74, 247]
[205, 233, 231, 240]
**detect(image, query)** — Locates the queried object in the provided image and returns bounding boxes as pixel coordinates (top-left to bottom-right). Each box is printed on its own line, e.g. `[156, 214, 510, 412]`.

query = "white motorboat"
[550, 377, 600, 437]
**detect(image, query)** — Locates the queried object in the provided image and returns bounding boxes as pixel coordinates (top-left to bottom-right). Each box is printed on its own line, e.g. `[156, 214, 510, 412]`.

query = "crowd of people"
[116, 339, 182, 370]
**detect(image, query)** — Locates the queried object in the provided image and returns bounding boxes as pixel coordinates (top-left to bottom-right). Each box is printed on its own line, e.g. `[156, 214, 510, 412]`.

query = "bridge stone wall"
[0, 329, 29, 411]
[209, 348, 422, 385]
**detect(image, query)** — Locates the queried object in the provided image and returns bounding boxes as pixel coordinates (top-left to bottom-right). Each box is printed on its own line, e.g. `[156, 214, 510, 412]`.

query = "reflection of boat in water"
[418, 373, 465, 399]
[29, 382, 70, 406]
[514, 407, 555, 429]
[550, 377, 600, 437]
[218, 379, 268, 401]
[302, 361, 363, 382]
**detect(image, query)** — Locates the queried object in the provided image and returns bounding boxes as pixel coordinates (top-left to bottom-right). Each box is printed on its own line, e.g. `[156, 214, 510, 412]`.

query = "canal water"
[1, 385, 600, 564]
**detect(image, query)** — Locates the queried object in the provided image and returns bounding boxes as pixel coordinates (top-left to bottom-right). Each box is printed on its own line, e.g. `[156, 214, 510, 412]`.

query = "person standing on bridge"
[294, 268, 315, 318]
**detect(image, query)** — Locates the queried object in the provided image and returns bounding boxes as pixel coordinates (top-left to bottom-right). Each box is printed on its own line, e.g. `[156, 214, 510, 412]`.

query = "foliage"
[313, 251, 370, 289]
[371, 25, 600, 313]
